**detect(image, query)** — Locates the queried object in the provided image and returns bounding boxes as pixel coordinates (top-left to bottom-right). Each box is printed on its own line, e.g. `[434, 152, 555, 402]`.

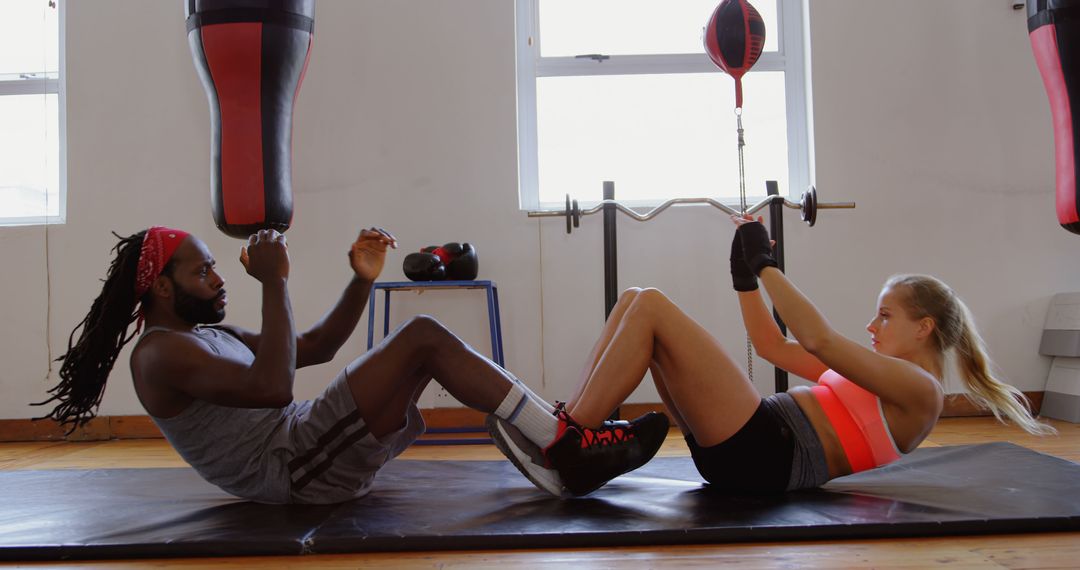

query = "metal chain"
[736, 107, 752, 382]
[736, 109, 747, 215]
[746, 335, 754, 383]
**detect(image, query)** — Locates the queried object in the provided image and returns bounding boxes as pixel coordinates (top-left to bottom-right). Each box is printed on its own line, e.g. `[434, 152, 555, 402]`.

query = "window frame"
[0, 0, 66, 227]
[515, 0, 812, 211]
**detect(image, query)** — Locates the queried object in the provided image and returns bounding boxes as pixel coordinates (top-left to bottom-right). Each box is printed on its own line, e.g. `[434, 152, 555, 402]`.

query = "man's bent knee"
[401, 314, 446, 335]
[396, 315, 454, 349]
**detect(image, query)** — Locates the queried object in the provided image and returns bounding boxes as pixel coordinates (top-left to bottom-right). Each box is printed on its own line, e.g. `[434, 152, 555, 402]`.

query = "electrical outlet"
[433, 386, 452, 406]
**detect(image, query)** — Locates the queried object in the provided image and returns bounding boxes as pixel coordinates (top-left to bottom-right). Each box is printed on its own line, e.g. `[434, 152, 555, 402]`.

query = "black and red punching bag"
[186, 0, 314, 239]
[1028, 0, 1080, 234]
[704, 0, 766, 109]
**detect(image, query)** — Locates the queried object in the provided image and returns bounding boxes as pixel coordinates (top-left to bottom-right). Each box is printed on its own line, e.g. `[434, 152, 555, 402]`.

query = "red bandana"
[135, 226, 190, 300]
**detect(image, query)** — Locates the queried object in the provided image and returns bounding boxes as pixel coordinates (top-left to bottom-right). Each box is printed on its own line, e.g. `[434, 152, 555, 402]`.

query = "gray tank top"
[138, 326, 296, 503]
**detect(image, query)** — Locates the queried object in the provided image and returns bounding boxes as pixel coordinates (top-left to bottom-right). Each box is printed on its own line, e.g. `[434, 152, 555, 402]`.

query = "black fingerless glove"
[737, 222, 779, 276]
[729, 232, 758, 292]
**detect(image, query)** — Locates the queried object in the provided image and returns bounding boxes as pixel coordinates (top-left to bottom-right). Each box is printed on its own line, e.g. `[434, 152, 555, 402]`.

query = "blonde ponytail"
[886, 275, 1055, 435]
[951, 301, 1056, 435]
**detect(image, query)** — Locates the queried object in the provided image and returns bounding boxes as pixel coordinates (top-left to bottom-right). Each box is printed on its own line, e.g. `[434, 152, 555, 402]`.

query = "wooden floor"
[1, 417, 1077, 569]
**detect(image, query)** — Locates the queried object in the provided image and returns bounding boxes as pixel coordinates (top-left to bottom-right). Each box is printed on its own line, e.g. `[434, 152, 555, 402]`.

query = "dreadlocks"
[34, 230, 157, 433]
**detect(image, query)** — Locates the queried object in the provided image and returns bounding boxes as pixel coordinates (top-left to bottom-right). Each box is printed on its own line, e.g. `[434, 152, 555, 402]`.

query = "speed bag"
[1028, 0, 1080, 234]
[704, 0, 766, 109]
[185, 0, 314, 239]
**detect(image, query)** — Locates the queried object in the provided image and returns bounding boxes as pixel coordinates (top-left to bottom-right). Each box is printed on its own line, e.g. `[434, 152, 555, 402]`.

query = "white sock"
[508, 375, 555, 413]
[494, 383, 559, 446]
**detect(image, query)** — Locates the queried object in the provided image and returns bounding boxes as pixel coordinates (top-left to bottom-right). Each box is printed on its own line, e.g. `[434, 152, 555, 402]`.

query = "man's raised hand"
[240, 229, 290, 283]
[349, 227, 398, 282]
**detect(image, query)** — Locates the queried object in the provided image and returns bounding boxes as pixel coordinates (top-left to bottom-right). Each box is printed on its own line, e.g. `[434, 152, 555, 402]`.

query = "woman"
[544, 217, 1054, 494]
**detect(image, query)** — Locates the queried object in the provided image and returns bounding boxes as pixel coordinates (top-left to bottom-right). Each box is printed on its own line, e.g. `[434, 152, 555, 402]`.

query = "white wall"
[1, 0, 1076, 419]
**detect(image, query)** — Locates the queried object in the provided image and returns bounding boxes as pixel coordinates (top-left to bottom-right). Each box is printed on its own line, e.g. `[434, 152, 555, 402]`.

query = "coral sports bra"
[810, 370, 903, 473]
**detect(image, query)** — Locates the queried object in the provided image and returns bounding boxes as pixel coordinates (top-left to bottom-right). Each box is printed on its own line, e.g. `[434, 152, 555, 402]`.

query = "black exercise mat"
[0, 442, 1077, 560]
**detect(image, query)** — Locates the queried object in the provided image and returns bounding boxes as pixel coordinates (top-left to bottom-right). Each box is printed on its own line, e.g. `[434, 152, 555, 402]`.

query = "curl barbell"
[565, 195, 581, 234]
[801, 186, 818, 226]
[532, 186, 852, 234]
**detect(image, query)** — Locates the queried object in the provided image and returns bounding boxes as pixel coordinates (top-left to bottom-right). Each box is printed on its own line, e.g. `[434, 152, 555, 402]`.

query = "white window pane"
[0, 0, 59, 75]
[539, 0, 777, 57]
[0, 94, 60, 218]
[536, 72, 787, 204]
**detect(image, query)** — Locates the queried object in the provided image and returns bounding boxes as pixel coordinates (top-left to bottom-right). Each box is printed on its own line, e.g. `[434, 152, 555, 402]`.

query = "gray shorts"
[281, 367, 426, 504]
[770, 392, 832, 491]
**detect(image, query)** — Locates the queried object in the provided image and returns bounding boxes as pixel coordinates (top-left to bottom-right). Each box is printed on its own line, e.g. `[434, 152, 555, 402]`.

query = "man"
[37, 226, 667, 503]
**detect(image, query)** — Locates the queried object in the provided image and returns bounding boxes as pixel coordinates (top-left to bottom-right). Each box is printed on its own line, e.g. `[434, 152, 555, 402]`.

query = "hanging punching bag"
[1028, 0, 1080, 234]
[185, 0, 314, 239]
[704, 0, 766, 109]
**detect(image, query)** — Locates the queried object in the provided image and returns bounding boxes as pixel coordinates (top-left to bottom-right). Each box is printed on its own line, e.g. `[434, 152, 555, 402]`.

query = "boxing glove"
[404, 242, 480, 281]
[403, 252, 446, 281]
[426, 243, 479, 281]
[443, 243, 479, 281]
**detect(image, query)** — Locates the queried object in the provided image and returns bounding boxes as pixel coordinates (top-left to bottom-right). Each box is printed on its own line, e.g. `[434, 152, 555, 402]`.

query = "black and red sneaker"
[543, 402, 670, 496]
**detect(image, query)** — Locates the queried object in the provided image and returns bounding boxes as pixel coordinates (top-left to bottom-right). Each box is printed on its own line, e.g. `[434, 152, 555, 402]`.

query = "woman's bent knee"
[636, 287, 670, 310]
[619, 287, 644, 304]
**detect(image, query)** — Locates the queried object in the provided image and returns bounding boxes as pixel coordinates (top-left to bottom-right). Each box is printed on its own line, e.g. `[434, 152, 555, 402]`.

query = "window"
[0, 0, 64, 225]
[516, 0, 812, 210]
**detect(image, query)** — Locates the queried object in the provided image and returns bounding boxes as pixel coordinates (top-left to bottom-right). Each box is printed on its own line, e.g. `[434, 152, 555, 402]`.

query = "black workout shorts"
[685, 395, 794, 494]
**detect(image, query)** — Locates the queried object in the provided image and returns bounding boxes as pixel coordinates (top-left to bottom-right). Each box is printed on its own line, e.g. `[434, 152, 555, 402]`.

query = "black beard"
[173, 282, 226, 325]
